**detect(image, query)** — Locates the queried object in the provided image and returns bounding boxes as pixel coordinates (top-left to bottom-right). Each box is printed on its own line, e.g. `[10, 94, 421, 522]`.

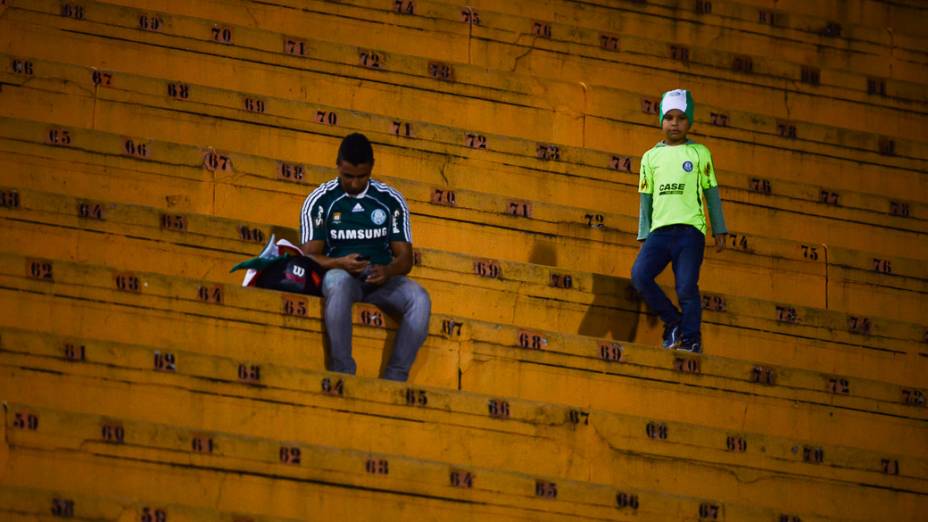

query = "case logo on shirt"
[682, 161, 693, 172]
[659, 183, 686, 195]
[371, 208, 387, 225]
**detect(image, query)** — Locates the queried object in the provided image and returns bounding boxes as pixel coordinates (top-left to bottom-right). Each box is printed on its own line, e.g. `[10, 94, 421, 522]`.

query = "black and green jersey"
[299, 179, 412, 265]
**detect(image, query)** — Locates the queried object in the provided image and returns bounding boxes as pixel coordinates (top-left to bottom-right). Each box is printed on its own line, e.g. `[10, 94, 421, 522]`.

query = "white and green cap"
[659, 89, 694, 126]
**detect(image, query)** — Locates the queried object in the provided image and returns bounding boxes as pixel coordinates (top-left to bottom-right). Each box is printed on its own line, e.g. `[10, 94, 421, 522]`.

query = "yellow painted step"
[727, 0, 928, 39]
[2, 366, 925, 520]
[0, 84, 923, 249]
[348, 0, 928, 55]
[2, 261, 926, 457]
[0, 484, 308, 522]
[84, 0, 928, 104]
[3, 96, 924, 296]
[287, 0, 928, 85]
[3, 10, 924, 192]
[1, 188, 925, 362]
[2, 189, 927, 361]
[0, 110, 924, 291]
[5, 133, 925, 327]
[4, 231, 927, 411]
[0, 180, 838, 313]
[2, 47, 927, 229]
[3, 8, 927, 179]
[0, 451, 581, 522]
[1, 67, 925, 262]
[2, 19, 926, 231]
[3, 322, 926, 490]
[4, 405, 626, 520]
[1, 129, 924, 318]
[6, 398, 917, 522]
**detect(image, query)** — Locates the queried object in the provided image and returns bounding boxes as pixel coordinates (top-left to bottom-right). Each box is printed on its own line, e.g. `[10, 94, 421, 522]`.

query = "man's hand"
[714, 234, 727, 253]
[338, 253, 370, 275]
[364, 264, 389, 286]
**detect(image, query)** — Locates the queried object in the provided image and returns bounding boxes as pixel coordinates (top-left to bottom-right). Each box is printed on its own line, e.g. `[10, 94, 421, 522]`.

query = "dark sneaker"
[661, 324, 681, 349]
[677, 340, 701, 353]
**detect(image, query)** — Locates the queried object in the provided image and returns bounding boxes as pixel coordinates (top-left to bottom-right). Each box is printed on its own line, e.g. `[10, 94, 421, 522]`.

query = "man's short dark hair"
[337, 133, 374, 166]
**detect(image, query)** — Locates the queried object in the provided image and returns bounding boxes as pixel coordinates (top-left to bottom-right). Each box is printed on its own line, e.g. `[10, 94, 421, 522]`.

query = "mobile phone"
[355, 254, 370, 261]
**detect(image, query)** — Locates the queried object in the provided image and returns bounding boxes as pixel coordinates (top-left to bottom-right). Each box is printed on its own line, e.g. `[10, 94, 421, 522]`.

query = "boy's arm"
[637, 152, 654, 241]
[699, 147, 728, 251]
[637, 194, 653, 241]
[705, 187, 728, 236]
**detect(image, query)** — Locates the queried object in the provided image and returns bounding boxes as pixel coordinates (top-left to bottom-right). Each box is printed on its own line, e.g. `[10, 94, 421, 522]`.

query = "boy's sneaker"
[678, 340, 701, 353]
[662, 324, 681, 349]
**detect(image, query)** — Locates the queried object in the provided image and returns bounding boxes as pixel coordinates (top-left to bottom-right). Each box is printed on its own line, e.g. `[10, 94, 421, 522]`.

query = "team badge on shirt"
[332, 212, 342, 224]
[682, 161, 693, 172]
[371, 208, 387, 225]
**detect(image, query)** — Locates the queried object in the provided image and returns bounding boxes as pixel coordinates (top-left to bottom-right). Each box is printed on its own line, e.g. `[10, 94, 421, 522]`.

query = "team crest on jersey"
[682, 161, 694, 172]
[371, 209, 387, 225]
[332, 212, 342, 224]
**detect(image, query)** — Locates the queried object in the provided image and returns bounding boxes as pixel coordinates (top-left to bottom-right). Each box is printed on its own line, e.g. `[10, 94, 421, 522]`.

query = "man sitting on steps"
[299, 132, 431, 382]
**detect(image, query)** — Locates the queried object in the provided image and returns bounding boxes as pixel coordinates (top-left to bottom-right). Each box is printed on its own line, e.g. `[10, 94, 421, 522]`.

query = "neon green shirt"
[638, 140, 719, 235]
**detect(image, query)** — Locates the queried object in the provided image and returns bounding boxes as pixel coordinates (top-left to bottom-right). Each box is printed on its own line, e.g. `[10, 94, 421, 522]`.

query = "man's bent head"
[336, 133, 374, 195]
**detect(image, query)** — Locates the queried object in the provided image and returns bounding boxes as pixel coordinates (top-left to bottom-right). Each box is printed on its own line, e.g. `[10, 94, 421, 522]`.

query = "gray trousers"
[321, 269, 431, 382]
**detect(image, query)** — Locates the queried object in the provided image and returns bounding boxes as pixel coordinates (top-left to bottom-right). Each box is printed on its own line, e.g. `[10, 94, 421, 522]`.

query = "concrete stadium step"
[3, 320, 927, 480]
[0, 452, 593, 522]
[2, 398, 919, 522]
[0, 109, 923, 282]
[3, 30, 921, 223]
[381, 0, 928, 52]
[0, 422, 895, 522]
[726, 0, 928, 39]
[4, 9, 928, 183]
[1, 82, 926, 265]
[289, 0, 928, 85]
[0, 484, 307, 522]
[2, 250, 926, 415]
[91, 0, 928, 104]
[3, 47, 928, 227]
[1, 253, 926, 445]
[2, 212, 924, 393]
[1, 136, 923, 327]
[4, 5, 928, 171]
[1, 361, 926, 519]
[4, 135, 928, 309]
[3, 54, 924, 244]
[2, 137, 926, 319]
[3, 405, 631, 521]
[2, 186, 926, 352]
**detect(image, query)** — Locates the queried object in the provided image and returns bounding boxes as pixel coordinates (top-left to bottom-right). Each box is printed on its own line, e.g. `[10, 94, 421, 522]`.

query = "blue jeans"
[321, 269, 431, 382]
[630, 225, 705, 343]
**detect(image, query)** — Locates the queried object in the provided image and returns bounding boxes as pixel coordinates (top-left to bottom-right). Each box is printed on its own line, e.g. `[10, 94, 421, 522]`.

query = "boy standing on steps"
[631, 89, 728, 354]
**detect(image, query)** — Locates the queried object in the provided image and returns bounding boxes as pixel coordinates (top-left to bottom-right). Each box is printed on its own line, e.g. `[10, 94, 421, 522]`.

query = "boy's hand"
[339, 253, 370, 275]
[714, 234, 726, 253]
